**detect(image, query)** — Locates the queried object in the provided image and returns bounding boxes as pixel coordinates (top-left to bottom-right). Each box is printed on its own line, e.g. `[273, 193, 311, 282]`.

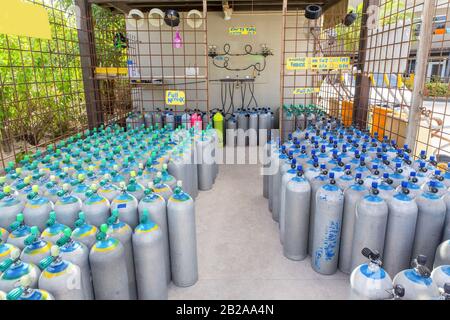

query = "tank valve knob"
[393, 284, 405, 299]
[361, 247, 381, 265]
[412, 255, 431, 278]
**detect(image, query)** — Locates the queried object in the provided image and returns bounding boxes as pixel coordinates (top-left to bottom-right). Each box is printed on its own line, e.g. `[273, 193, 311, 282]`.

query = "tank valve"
[392, 284, 405, 300]
[361, 247, 382, 267]
[412, 255, 431, 278]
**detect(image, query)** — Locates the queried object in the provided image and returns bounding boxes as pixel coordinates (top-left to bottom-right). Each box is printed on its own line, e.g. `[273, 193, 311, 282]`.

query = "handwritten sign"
[293, 88, 320, 95]
[165, 90, 185, 106]
[286, 57, 351, 70]
[229, 26, 256, 35]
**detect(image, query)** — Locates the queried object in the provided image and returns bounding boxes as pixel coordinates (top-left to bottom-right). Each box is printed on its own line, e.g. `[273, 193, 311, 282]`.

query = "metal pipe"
[405, 0, 436, 151]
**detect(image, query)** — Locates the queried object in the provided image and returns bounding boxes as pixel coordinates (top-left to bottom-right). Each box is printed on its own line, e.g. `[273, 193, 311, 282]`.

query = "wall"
[126, 11, 284, 112]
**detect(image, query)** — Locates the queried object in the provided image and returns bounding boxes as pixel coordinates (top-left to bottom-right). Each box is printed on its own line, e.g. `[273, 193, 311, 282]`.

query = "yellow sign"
[95, 67, 128, 76]
[286, 57, 351, 70]
[229, 26, 256, 35]
[165, 91, 185, 106]
[293, 88, 320, 95]
[0, 0, 51, 39]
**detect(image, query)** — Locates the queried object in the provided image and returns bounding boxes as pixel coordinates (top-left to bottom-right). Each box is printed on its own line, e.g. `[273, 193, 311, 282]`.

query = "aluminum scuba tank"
[421, 170, 447, 197]
[248, 111, 258, 146]
[0, 247, 40, 293]
[138, 184, 170, 284]
[42, 175, 59, 203]
[0, 229, 17, 264]
[393, 255, 440, 300]
[412, 181, 446, 269]
[160, 164, 176, 190]
[258, 110, 270, 146]
[7, 214, 31, 250]
[106, 209, 137, 299]
[56, 228, 94, 300]
[395, 172, 421, 199]
[23, 185, 53, 231]
[383, 181, 419, 277]
[377, 173, 396, 202]
[226, 116, 237, 147]
[110, 182, 139, 229]
[0, 185, 24, 229]
[337, 165, 354, 191]
[350, 248, 394, 300]
[442, 193, 450, 242]
[126, 171, 145, 201]
[283, 166, 311, 260]
[54, 184, 82, 229]
[82, 184, 110, 227]
[167, 181, 198, 287]
[237, 110, 249, 146]
[152, 172, 173, 201]
[20, 226, 51, 266]
[132, 209, 168, 300]
[434, 240, 450, 268]
[98, 174, 120, 202]
[39, 245, 85, 300]
[351, 182, 388, 271]
[279, 159, 297, 244]
[339, 174, 369, 274]
[431, 265, 450, 291]
[311, 172, 344, 275]
[363, 165, 382, 189]
[71, 174, 90, 202]
[273, 148, 291, 221]
[196, 131, 214, 190]
[307, 164, 329, 255]
[5, 274, 54, 300]
[72, 212, 98, 249]
[89, 224, 130, 300]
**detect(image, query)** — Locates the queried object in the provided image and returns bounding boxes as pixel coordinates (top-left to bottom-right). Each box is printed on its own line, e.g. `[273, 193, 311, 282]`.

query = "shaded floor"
[168, 162, 350, 299]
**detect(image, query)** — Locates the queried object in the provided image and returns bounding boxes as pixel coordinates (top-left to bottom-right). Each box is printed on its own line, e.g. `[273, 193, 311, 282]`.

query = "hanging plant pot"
[305, 5, 322, 20]
[164, 9, 181, 27]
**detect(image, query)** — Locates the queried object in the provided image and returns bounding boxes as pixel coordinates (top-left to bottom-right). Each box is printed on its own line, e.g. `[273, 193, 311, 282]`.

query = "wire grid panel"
[0, 0, 88, 169]
[123, 1, 209, 120]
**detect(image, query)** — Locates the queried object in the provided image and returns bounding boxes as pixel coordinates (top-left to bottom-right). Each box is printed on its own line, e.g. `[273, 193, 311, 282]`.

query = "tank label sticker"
[292, 87, 320, 95]
[287, 57, 351, 70]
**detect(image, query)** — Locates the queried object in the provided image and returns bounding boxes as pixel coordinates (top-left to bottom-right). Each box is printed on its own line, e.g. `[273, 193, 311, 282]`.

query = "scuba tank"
[161, 163, 177, 189]
[421, 170, 447, 197]
[337, 165, 354, 191]
[41, 211, 68, 244]
[5, 274, 54, 300]
[283, 166, 311, 260]
[126, 171, 145, 201]
[111, 182, 139, 229]
[311, 172, 344, 275]
[7, 214, 31, 250]
[71, 174, 90, 202]
[378, 173, 396, 202]
[0, 229, 17, 264]
[138, 184, 170, 284]
[262, 140, 273, 199]
[350, 248, 394, 300]
[226, 115, 237, 147]
[393, 255, 440, 300]
[98, 174, 120, 202]
[106, 210, 137, 299]
[110, 165, 126, 187]
[390, 163, 406, 188]
[54, 183, 82, 228]
[152, 172, 173, 201]
[248, 110, 258, 146]
[442, 192, 450, 242]
[57, 228, 94, 300]
[412, 181, 446, 269]
[0, 247, 40, 293]
[82, 184, 111, 227]
[72, 212, 98, 249]
[89, 224, 130, 300]
[167, 181, 198, 287]
[351, 182, 388, 271]
[396, 172, 422, 199]
[279, 159, 298, 244]
[20, 226, 52, 266]
[39, 245, 85, 300]
[16, 175, 33, 202]
[339, 174, 369, 274]
[23, 185, 53, 231]
[42, 175, 59, 203]
[273, 148, 291, 221]
[383, 181, 419, 277]
[236, 109, 249, 146]
[307, 164, 329, 255]
[196, 131, 214, 191]
[132, 210, 168, 300]
[431, 266, 450, 291]
[0, 185, 24, 229]
[434, 240, 450, 268]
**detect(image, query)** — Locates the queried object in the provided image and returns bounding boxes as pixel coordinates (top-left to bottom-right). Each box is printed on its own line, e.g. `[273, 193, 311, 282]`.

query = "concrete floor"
[168, 162, 350, 300]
